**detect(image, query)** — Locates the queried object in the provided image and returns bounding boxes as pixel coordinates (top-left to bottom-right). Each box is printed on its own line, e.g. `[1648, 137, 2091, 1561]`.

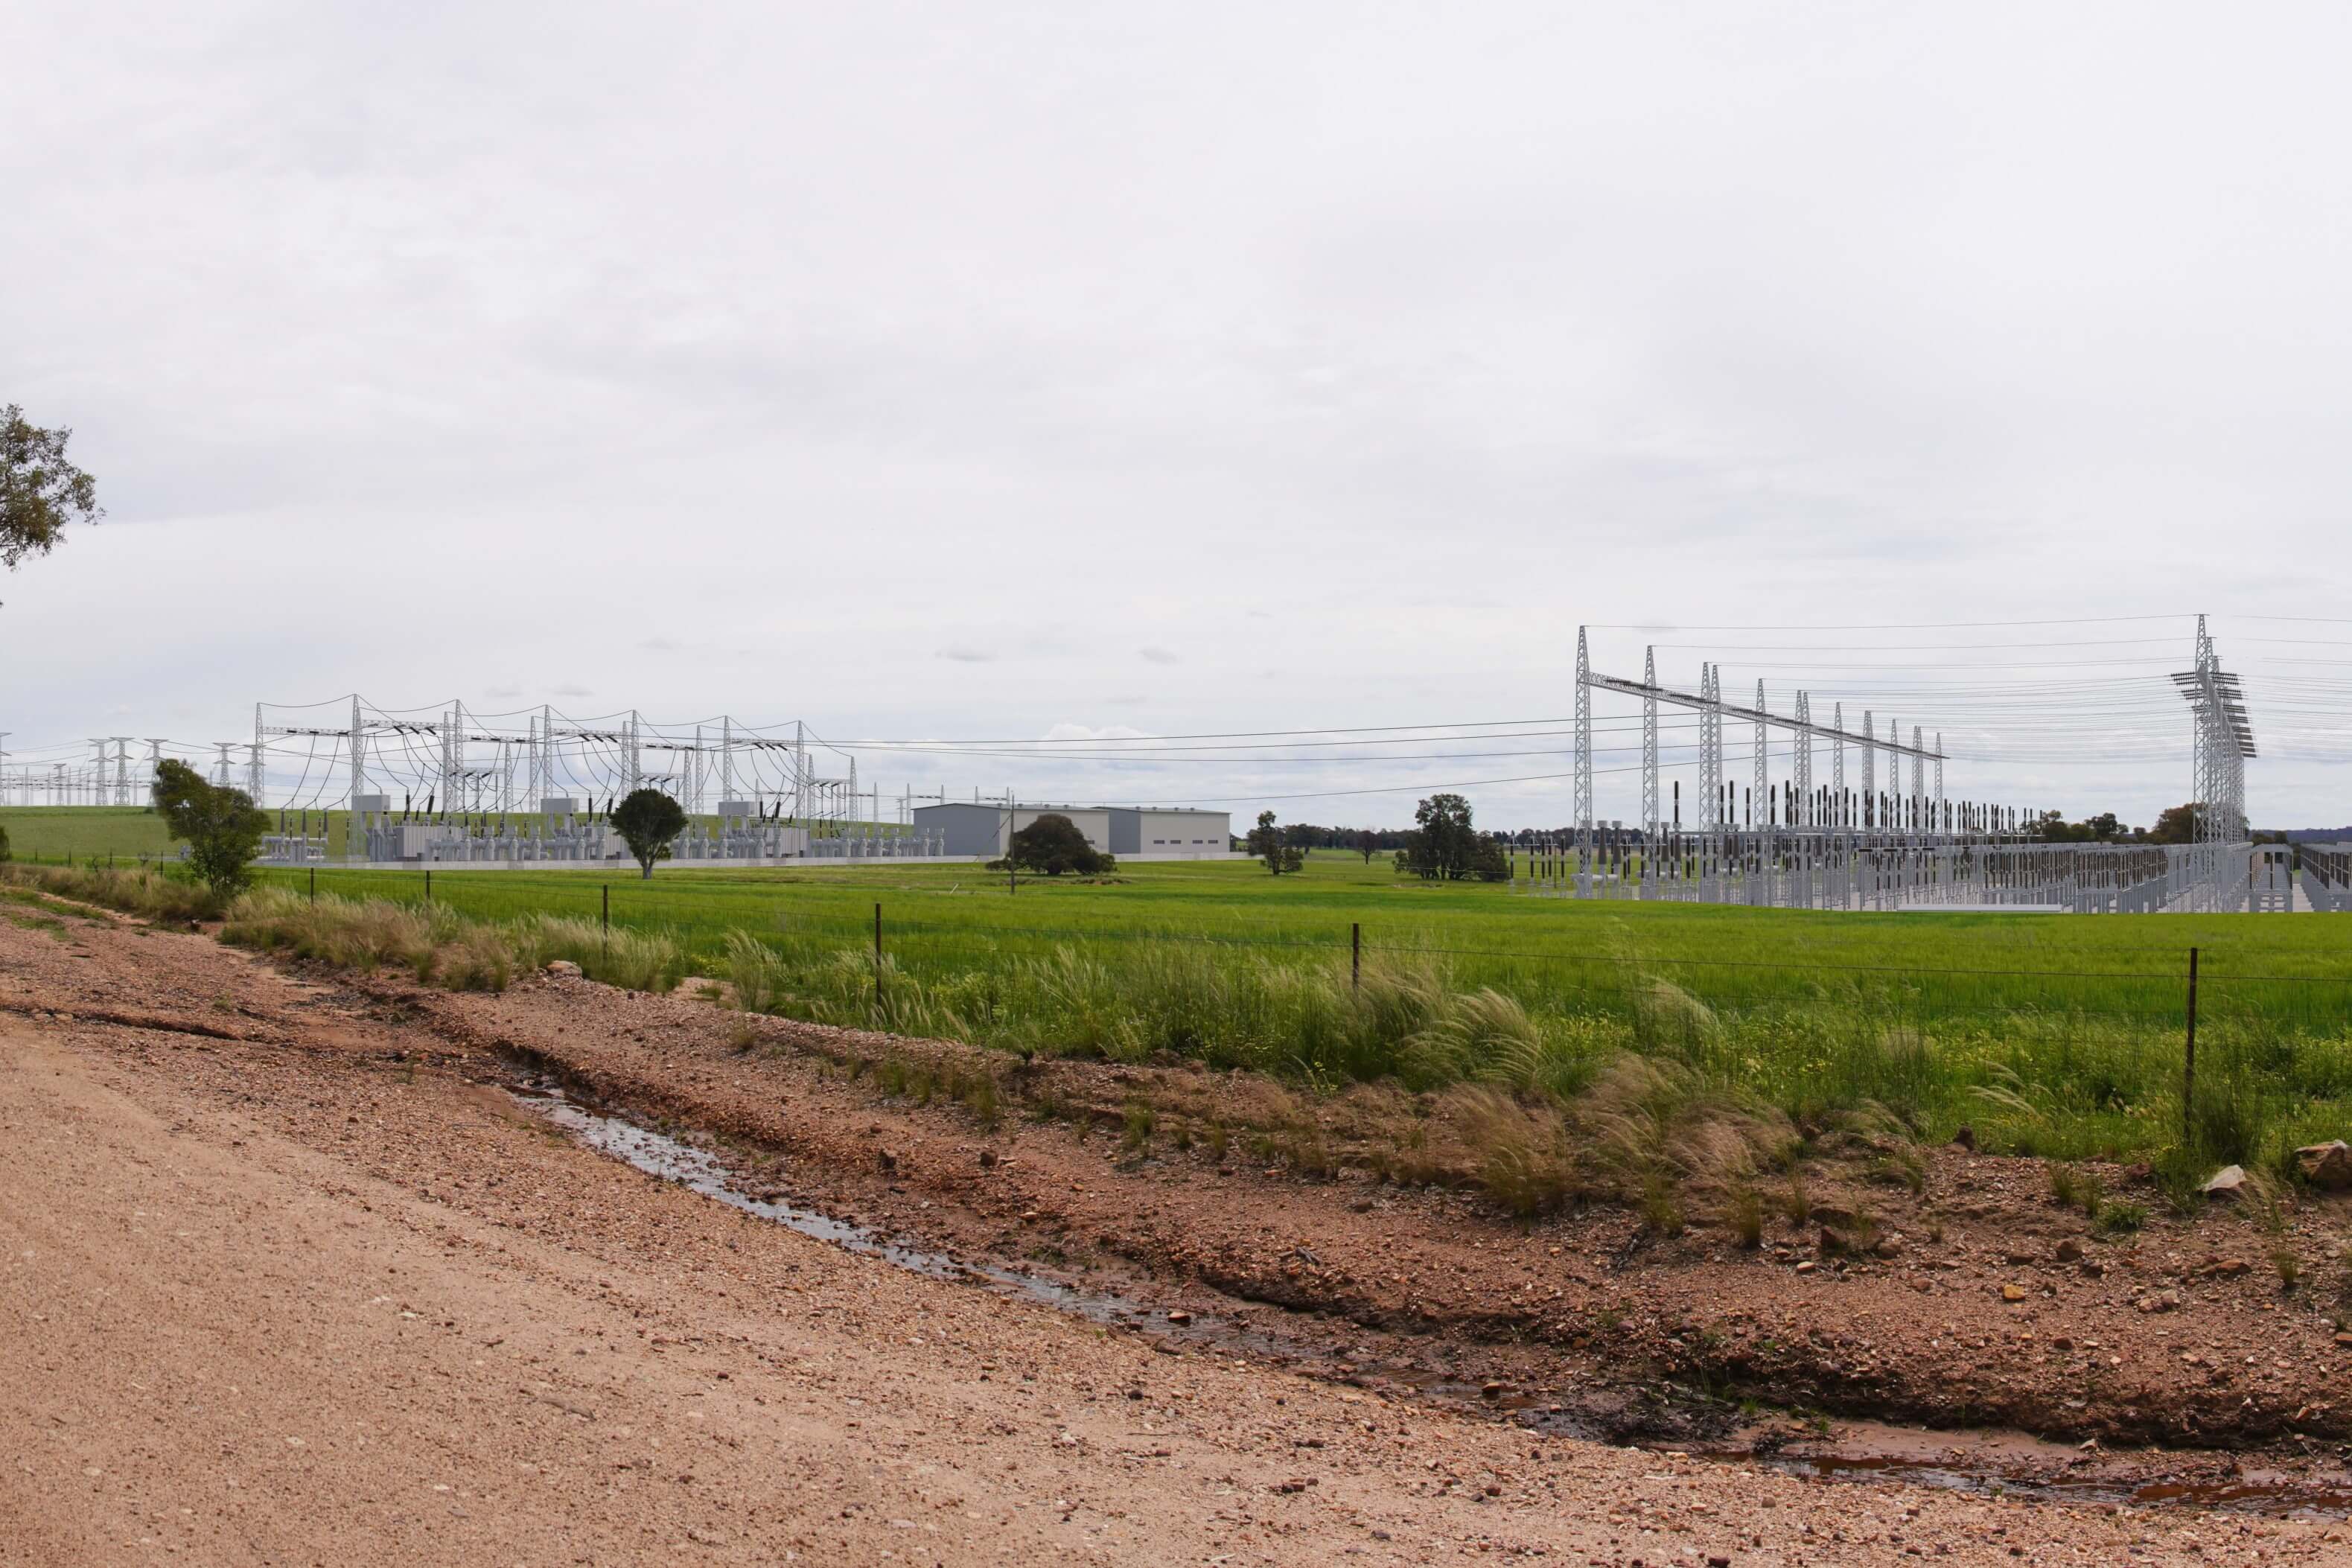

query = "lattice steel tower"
[1640, 645, 1659, 842]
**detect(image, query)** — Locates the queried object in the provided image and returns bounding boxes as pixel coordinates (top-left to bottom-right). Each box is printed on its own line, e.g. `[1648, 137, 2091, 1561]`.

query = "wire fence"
[240, 864, 2352, 1161]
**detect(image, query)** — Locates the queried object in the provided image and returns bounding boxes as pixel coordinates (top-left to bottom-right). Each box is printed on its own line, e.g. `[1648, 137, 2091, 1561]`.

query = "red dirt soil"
[4, 900, 2351, 1564]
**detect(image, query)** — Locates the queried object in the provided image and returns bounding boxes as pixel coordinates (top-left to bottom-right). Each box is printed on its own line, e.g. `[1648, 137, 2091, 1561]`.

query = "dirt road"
[0, 904, 2342, 1563]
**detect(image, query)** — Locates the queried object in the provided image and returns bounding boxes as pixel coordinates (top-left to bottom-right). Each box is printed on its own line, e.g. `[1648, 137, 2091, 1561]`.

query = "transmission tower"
[1791, 692, 1812, 825]
[1830, 701, 1844, 819]
[1572, 627, 1593, 858]
[1859, 709, 1874, 818]
[1639, 646, 1659, 842]
[1698, 663, 1722, 835]
[1752, 681, 1768, 831]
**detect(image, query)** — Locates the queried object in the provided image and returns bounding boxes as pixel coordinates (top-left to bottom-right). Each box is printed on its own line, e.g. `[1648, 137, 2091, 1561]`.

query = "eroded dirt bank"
[428, 970, 2352, 1459]
[3, 902, 2351, 1564]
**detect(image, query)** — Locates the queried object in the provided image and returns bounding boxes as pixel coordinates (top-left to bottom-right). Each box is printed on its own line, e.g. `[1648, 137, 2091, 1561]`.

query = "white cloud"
[1, 2, 2347, 824]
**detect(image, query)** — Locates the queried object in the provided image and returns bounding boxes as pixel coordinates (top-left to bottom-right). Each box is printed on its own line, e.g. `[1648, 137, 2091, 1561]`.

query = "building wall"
[1114, 808, 1229, 857]
[914, 803, 1227, 859]
[911, 803, 1113, 857]
[911, 802, 1010, 857]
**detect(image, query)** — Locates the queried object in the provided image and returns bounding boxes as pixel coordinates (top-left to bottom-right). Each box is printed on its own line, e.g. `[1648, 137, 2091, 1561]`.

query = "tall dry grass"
[221, 886, 683, 994]
[0, 861, 226, 922]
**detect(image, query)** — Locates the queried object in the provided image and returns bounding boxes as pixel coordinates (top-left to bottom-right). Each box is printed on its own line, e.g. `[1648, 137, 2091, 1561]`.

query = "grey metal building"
[911, 803, 1231, 859]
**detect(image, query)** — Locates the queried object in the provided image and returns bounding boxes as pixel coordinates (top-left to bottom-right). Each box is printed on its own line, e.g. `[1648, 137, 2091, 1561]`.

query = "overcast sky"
[6, 2, 2350, 828]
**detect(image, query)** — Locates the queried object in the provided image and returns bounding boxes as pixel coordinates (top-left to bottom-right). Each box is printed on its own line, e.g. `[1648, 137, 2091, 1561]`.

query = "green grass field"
[13, 815, 2346, 1182]
[0, 805, 912, 863]
[0, 806, 179, 861]
[223, 852, 2352, 1178]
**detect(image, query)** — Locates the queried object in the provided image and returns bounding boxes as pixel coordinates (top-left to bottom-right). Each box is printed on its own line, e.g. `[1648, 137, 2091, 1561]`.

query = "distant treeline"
[1271, 823, 1419, 853]
[1271, 805, 2228, 851]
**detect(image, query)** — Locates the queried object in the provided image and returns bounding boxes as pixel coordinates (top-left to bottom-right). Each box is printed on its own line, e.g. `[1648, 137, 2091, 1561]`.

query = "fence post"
[1351, 922, 1361, 990]
[2183, 946, 2199, 1141]
[602, 884, 610, 936]
[424, 868, 431, 905]
[309, 867, 316, 904]
[873, 901, 884, 1016]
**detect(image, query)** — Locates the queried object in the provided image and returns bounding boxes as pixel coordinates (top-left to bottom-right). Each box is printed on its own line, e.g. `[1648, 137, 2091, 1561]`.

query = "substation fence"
[1561, 616, 2264, 916]
[2302, 845, 2352, 915]
[1510, 834, 2266, 915]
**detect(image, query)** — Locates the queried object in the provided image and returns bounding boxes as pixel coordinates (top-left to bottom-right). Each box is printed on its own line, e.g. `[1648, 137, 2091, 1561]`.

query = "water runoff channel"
[508, 1076, 2352, 1520]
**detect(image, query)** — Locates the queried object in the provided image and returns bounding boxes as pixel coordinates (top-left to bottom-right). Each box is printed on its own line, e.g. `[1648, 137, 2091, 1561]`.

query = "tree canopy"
[152, 759, 269, 895]
[2030, 809, 2129, 843]
[1245, 810, 1303, 875]
[1392, 793, 1508, 881]
[1, 405, 102, 592]
[611, 788, 689, 878]
[1000, 812, 1112, 876]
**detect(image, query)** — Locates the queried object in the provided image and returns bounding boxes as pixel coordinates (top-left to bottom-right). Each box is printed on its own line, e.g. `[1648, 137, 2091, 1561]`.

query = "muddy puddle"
[509, 1080, 2352, 1520]
[1700, 1430, 2352, 1517]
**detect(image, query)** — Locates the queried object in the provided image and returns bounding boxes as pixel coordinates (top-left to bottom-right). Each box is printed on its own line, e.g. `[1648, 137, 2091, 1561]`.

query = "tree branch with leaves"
[1, 405, 102, 596]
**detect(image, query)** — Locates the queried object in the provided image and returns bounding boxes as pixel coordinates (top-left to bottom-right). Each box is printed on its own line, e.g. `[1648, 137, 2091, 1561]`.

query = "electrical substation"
[1524, 616, 2311, 913]
[1, 614, 2339, 902]
[0, 698, 1231, 868]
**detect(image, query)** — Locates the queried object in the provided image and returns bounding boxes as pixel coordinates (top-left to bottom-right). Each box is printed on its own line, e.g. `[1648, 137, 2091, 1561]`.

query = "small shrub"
[1481, 1137, 1572, 1217]
[2247, 1174, 2292, 1237]
[1639, 1170, 1685, 1237]
[724, 930, 785, 1015]
[962, 1073, 1002, 1132]
[1455, 1088, 1574, 1217]
[438, 924, 514, 992]
[1121, 1097, 1156, 1156]
[2093, 1200, 2147, 1237]
[2047, 1161, 2082, 1211]
[1727, 1185, 1765, 1249]
[1784, 1170, 1812, 1228]
[1875, 1145, 1926, 1196]
[2274, 1246, 2301, 1292]
[2150, 1146, 2208, 1218]
[1281, 1124, 1339, 1179]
